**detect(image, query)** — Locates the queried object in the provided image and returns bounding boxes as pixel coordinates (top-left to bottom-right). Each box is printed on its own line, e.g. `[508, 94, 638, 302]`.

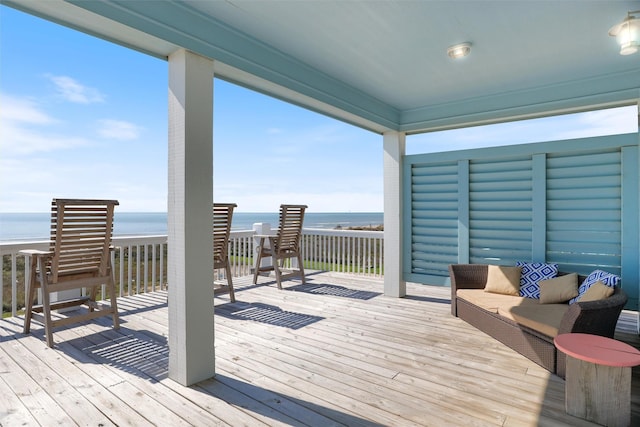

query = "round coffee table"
[554, 333, 640, 426]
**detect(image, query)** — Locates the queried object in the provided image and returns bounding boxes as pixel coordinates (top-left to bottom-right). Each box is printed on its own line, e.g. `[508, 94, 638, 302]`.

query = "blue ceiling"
[4, 0, 639, 133]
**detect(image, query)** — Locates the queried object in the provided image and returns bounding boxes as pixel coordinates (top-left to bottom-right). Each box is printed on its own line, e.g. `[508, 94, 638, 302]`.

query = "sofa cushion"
[539, 273, 579, 304]
[457, 289, 524, 313]
[570, 270, 620, 304]
[484, 265, 522, 296]
[501, 304, 569, 337]
[516, 261, 558, 299]
[457, 289, 568, 337]
[577, 280, 614, 302]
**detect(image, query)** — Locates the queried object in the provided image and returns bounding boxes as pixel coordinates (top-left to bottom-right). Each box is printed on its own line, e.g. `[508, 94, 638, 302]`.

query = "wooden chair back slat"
[213, 203, 236, 267]
[274, 205, 306, 253]
[48, 199, 118, 284]
[213, 203, 237, 302]
[252, 204, 307, 289]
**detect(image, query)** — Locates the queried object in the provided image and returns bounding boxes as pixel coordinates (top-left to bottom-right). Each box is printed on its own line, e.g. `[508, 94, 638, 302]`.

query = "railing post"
[11, 254, 18, 316]
[252, 223, 273, 273]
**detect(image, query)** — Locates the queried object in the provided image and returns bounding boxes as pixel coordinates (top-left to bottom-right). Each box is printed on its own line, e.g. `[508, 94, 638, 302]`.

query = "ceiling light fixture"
[609, 10, 640, 55]
[447, 42, 471, 59]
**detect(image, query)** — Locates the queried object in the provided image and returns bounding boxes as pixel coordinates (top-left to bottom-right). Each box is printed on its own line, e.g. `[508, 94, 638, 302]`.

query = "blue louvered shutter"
[546, 148, 622, 276]
[469, 156, 533, 265]
[409, 162, 459, 278]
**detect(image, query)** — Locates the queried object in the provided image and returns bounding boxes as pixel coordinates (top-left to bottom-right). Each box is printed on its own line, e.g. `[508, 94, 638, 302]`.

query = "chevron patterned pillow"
[516, 261, 558, 299]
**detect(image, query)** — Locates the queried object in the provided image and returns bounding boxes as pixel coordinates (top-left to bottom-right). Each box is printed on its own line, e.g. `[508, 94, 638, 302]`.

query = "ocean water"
[0, 212, 383, 241]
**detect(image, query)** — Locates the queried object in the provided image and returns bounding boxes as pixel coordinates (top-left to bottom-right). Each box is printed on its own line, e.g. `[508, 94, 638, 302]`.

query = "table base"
[565, 356, 631, 427]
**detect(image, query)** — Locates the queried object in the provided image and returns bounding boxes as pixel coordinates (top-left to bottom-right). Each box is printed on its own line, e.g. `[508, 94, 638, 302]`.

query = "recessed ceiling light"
[609, 10, 640, 55]
[447, 42, 472, 59]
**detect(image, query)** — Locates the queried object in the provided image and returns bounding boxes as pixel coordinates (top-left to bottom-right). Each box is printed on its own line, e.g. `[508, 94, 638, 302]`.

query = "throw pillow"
[484, 265, 522, 296]
[569, 270, 620, 304]
[539, 273, 579, 304]
[577, 280, 614, 302]
[516, 261, 558, 299]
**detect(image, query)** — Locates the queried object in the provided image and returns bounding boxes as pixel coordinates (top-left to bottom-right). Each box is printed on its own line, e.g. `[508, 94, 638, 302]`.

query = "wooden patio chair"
[253, 204, 307, 289]
[213, 203, 237, 302]
[20, 199, 120, 348]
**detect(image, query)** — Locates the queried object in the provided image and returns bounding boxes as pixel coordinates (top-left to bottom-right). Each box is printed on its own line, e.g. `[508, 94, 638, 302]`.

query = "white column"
[168, 49, 215, 386]
[383, 131, 406, 297]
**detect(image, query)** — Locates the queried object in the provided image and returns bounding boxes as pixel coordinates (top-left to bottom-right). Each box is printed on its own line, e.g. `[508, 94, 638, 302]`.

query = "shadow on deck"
[0, 271, 638, 426]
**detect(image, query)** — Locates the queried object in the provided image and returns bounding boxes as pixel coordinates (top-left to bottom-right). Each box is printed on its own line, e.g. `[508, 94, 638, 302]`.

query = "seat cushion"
[457, 289, 525, 313]
[457, 289, 568, 337]
[501, 304, 569, 337]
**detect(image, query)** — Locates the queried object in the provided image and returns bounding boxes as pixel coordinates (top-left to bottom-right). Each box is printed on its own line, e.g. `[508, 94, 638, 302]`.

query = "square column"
[383, 131, 406, 297]
[168, 49, 215, 386]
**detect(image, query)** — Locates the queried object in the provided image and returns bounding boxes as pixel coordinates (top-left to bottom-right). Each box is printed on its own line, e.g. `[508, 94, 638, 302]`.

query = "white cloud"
[0, 157, 168, 212]
[556, 106, 638, 140]
[0, 93, 88, 155]
[1, 122, 88, 155]
[0, 93, 56, 124]
[0, 157, 73, 212]
[46, 74, 105, 104]
[97, 119, 142, 141]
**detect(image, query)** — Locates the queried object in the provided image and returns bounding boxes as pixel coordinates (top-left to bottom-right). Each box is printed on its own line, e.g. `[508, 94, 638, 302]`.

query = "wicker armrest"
[449, 264, 488, 290]
[558, 287, 628, 337]
[449, 264, 489, 315]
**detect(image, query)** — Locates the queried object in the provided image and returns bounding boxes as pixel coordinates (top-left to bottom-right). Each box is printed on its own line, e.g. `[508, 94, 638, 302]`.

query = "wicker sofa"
[449, 264, 628, 378]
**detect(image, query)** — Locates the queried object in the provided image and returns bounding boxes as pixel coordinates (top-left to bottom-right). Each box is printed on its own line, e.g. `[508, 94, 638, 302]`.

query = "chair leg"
[297, 252, 306, 284]
[273, 255, 283, 290]
[252, 252, 261, 284]
[225, 261, 235, 302]
[38, 259, 54, 348]
[107, 273, 120, 330]
[88, 284, 98, 312]
[252, 237, 265, 284]
[23, 255, 38, 334]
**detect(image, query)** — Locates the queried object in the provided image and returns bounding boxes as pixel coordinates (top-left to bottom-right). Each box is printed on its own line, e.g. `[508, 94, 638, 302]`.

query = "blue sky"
[1, 6, 637, 213]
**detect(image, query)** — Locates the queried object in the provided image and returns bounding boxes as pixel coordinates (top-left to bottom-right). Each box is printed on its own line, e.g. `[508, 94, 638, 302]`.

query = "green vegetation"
[2, 246, 170, 316]
[334, 224, 384, 231]
[2, 255, 26, 317]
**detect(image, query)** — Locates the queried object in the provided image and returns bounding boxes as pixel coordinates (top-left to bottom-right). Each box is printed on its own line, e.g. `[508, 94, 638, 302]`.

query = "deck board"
[1, 271, 639, 426]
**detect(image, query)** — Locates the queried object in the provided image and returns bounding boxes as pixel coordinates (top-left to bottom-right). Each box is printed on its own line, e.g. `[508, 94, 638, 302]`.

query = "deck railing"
[301, 228, 384, 275]
[1, 227, 383, 316]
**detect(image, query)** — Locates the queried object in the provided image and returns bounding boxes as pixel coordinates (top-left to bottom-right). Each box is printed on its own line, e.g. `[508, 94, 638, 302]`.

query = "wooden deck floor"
[1, 271, 639, 426]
